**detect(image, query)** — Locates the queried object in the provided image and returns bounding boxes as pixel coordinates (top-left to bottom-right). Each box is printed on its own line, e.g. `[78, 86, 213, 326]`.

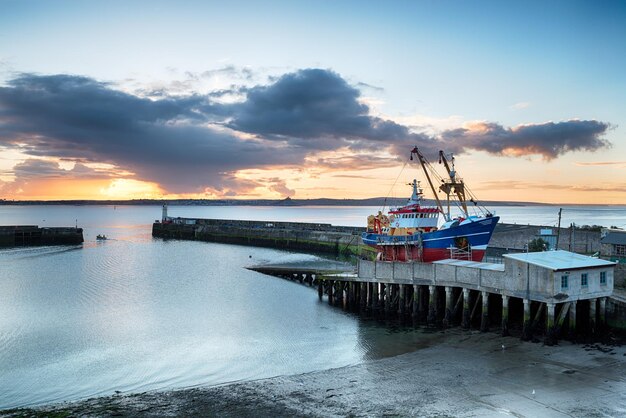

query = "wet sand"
[4, 330, 626, 417]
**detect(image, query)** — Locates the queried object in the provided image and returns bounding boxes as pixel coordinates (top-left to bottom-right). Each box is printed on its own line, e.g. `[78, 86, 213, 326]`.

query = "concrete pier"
[249, 250, 616, 344]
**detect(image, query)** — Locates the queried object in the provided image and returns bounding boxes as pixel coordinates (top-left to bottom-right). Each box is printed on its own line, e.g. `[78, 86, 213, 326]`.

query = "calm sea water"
[1, 204, 625, 409]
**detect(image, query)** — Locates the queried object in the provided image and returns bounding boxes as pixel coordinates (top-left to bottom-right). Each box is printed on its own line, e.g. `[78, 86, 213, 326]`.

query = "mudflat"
[4, 330, 626, 417]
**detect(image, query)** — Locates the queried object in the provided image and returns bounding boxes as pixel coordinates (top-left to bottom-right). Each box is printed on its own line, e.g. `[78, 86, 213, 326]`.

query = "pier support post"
[522, 299, 532, 341]
[398, 285, 406, 316]
[427, 285, 437, 326]
[589, 298, 597, 338]
[545, 302, 557, 346]
[372, 283, 379, 313]
[480, 291, 489, 332]
[462, 288, 470, 329]
[599, 297, 607, 333]
[360, 282, 367, 311]
[418, 286, 427, 323]
[412, 285, 419, 322]
[384, 284, 391, 315]
[443, 286, 453, 328]
[568, 301, 577, 341]
[318, 280, 323, 300]
[327, 280, 334, 305]
[501, 295, 510, 337]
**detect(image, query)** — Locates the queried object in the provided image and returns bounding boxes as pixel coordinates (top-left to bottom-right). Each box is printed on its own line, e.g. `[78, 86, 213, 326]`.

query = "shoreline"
[5, 330, 626, 417]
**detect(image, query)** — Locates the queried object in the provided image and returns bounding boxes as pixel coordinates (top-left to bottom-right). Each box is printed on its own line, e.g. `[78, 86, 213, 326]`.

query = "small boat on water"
[96, 234, 107, 240]
[362, 147, 499, 262]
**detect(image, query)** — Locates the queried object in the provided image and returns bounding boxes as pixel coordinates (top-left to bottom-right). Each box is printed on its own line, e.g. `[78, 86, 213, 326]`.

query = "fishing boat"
[362, 147, 499, 262]
[96, 234, 107, 240]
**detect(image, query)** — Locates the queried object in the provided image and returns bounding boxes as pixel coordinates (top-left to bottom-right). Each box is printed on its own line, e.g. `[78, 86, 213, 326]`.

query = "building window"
[581, 273, 588, 287]
[615, 244, 626, 257]
[600, 271, 607, 285]
[561, 275, 569, 290]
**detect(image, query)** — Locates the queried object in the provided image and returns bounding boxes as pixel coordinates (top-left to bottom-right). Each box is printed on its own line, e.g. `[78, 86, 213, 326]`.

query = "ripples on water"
[1, 204, 625, 408]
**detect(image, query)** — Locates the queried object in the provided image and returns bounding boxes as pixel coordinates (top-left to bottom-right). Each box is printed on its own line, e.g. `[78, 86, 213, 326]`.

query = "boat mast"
[438, 150, 468, 218]
[410, 147, 446, 220]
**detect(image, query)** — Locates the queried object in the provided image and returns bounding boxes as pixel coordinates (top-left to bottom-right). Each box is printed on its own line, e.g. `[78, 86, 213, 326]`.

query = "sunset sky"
[0, 0, 625, 203]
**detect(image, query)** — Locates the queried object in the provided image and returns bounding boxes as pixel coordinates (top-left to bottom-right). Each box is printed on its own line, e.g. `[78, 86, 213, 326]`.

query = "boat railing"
[449, 246, 472, 260]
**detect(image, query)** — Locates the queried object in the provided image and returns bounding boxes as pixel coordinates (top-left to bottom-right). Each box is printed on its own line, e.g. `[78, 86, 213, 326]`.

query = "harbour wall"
[0, 225, 84, 247]
[152, 218, 366, 256]
[153, 218, 603, 256]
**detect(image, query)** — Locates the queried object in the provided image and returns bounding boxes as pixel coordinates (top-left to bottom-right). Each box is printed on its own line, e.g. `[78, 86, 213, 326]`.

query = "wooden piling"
[318, 280, 323, 300]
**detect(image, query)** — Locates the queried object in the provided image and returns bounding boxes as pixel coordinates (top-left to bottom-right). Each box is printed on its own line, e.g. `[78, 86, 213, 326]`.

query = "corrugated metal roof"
[433, 259, 505, 271]
[503, 250, 615, 271]
[601, 231, 626, 245]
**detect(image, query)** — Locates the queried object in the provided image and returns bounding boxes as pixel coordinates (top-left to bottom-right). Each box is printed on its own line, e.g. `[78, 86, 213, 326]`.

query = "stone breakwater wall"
[152, 218, 609, 260]
[0, 225, 84, 247]
[152, 218, 367, 256]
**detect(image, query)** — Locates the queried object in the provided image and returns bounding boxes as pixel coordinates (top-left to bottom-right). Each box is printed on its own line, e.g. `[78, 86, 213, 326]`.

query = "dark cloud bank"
[0, 69, 612, 195]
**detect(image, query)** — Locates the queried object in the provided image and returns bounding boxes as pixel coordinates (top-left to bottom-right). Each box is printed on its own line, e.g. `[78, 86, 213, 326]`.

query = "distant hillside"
[0, 197, 545, 207]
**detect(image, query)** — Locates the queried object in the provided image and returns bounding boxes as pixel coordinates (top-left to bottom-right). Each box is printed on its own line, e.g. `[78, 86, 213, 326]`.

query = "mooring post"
[568, 300, 577, 340]
[501, 295, 510, 337]
[480, 291, 489, 332]
[443, 286, 452, 328]
[427, 285, 437, 326]
[462, 288, 470, 329]
[522, 298, 532, 341]
[318, 279, 323, 300]
[589, 298, 597, 337]
[398, 284, 405, 316]
[545, 302, 557, 346]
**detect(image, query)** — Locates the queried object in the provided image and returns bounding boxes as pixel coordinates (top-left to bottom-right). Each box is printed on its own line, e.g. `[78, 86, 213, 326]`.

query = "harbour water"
[1, 204, 625, 409]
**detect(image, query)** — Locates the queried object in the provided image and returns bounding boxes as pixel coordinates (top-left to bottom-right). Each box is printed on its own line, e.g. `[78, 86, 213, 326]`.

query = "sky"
[0, 0, 625, 203]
